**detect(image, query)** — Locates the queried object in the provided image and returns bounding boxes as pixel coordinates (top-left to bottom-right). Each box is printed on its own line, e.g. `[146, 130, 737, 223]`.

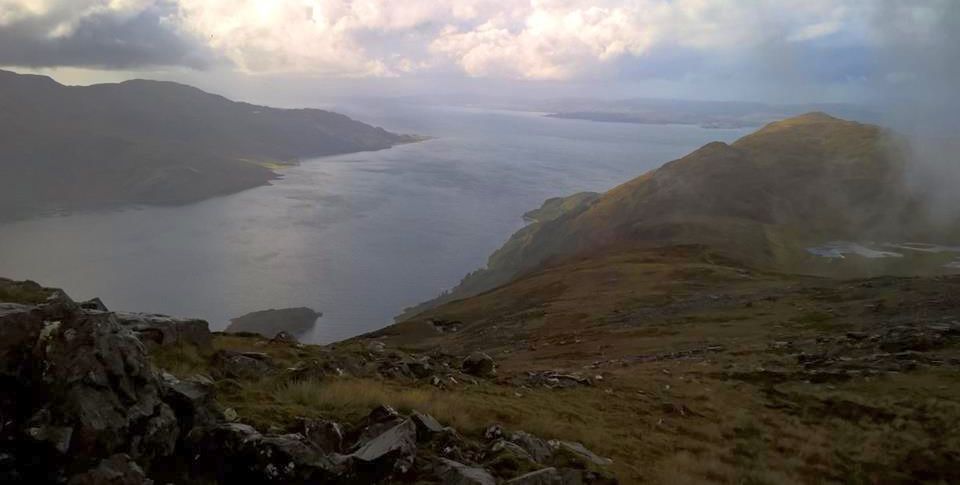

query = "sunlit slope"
[402, 113, 958, 319]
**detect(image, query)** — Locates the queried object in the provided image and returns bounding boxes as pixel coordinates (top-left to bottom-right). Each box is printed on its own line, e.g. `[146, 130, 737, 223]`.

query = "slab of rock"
[506, 466, 618, 485]
[68, 454, 152, 485]
[508, 431, 554, 463]
[552, 440, 614, 466]
[226, 307, 322, 338]
[187, 423, 346, 482]
[299, 418, 344, 453]
[114, 312, 212, 349]
[161, 374, 218, 432]
[77, 297, 108, 312]
[505, 467, 561, 484]
[212, 350, 273, 379]
[412, 410, 445, 439]
[351, 418, 418, 477]
[435, 457, 496, 485]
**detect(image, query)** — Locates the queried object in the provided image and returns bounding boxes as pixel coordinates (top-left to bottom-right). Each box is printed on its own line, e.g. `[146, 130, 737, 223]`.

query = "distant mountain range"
[541, 98, 878, 128]
[0, 70, 419, 220]
[352, 93, 877, 129]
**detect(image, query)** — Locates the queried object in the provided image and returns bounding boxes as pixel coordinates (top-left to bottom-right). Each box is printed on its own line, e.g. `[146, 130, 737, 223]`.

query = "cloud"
[0, 0, 956, 83]
[0, 0, 217, 68]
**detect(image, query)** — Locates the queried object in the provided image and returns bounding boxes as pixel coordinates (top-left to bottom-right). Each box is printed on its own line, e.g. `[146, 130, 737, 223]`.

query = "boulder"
[161, 374, 218, 433]
[405, 357, 434, 379]
[412, 411, 445, 440]
[551, 440, 614, 467]
[114, 312, 212, 350]
[505, 467, 618, 485]
[348, 405, 405, 448]
[299, 418, 344, 453]
[0, 303, 44, 378]
[505, 467, 562, 485]
[212, 350, 273, 379]
[226, 307, 322, 339]
[271, 331, 298, 344]
[77, 298, 108, 312]
[187, 423, 346, 482]
[462, 352, 496, 377]
[30, 311, 180, 463]
[508, 431, 554, 463]
[435, 457, 497, 485]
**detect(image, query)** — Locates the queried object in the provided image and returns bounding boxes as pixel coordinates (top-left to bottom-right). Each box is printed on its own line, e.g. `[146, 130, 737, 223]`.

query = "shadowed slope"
[0, 70, 418, 220]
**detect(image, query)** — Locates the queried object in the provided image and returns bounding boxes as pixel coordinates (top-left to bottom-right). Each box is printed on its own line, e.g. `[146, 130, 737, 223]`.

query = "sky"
[0, 0, 957, 107]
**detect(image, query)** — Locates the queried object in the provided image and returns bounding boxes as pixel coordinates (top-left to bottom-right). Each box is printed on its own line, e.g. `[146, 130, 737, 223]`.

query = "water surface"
[0, 105, 748, 342]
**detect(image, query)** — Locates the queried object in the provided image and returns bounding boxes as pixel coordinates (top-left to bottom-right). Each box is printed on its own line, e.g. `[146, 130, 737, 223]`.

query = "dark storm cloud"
[0, 1, 220, 69]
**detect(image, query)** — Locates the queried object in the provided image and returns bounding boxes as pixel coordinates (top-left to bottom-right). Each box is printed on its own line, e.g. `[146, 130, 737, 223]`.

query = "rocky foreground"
[0, 278, 615, 484]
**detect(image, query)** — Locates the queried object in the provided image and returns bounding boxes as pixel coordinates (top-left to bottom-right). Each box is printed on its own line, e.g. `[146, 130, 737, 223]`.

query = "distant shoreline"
[544, 111, 763, 129]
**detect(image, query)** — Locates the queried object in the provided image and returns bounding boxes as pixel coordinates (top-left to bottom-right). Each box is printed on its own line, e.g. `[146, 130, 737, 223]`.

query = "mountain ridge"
[398, 113, 959, 321]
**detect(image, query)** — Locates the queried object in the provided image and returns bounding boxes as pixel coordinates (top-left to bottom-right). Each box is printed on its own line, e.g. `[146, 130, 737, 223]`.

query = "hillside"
[0, 70, 419, 220]
[400, 113, 960, 320]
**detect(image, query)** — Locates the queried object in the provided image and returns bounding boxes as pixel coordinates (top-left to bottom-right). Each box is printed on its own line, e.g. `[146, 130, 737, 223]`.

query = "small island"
[225, 307, 322, 338]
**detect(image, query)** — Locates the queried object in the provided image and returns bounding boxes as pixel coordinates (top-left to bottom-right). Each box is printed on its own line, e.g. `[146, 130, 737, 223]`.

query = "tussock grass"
[257, 377, 615, 454]
[150, 342, 210, 378]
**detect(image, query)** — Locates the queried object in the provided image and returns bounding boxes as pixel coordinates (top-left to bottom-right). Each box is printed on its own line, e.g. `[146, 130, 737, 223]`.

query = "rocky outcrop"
[0, 281, 617, 483]
[114, 312, 212, 350]
[0, 288, 191, 482]
[226, 307, 322, 339]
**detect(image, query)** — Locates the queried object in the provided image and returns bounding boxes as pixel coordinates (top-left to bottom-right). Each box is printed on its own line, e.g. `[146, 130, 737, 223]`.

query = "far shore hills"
[0, 69, 423, 222]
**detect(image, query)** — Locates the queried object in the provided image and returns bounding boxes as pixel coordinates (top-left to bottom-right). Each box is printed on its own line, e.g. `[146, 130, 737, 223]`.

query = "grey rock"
[351, 418, 418, 476]
[270, 331, 298, 344]
[212, 350, 273, 379]
[506, 467, 618, 485]
[484, 424, 504, 441]
[491, 439, 536, 461]
[223, 408, 239, 422]
[436, 457, 496, 485]
[0, 304, 44, 378]
[68, 454, 152, 485]
[412, 410, 445, 439]
[162, 374, 218, 431]
[300, 418, 344, 453]
[77, 298, 108, 312]
[25, 424, 73, 454]
[187, 423, 345, 482]
[551, 440, 614, 466]
[506, 467, 563, 485]
[31, 311, 179, 461]
[509, 431, 554, 463]
[405, 357, 434, 378]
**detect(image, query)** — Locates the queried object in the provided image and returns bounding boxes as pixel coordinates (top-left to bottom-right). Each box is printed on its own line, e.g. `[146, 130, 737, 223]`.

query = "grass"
[0, 278, 53, 304]
[150, 342, 210, 377]
[139, 249, 960, 484]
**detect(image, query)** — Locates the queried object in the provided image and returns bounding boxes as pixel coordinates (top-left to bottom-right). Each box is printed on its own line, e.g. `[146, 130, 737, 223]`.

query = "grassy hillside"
[365, 245, 960, 483]
[0, 69, 419, 220]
